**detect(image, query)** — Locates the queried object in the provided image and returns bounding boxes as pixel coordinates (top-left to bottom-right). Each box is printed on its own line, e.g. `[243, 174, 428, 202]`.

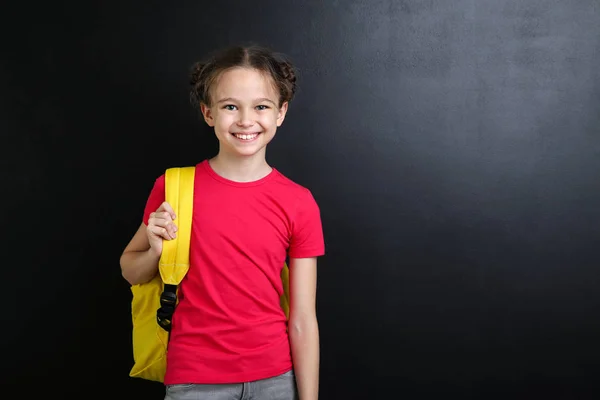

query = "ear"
[200, 103, 215, 127]
[276, 102, 289, 127]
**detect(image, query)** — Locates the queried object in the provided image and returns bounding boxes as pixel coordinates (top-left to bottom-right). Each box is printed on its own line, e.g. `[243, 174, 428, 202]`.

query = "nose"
[236, 109, 254, 128]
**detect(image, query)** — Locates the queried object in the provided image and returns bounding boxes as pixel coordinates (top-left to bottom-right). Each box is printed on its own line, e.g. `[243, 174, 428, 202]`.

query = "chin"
[236, 148, 266, 158]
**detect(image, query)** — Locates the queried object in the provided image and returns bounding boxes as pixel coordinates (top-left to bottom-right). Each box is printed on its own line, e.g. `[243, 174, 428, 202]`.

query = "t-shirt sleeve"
[288, 188, 325, 259]
[142, 174, 166, 225]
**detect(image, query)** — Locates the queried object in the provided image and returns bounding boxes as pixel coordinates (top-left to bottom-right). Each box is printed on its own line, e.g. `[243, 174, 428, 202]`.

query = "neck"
[209, 151, 272, 182]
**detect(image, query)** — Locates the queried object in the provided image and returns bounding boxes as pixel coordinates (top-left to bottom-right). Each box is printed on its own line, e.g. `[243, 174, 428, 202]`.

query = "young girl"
[120, 45, 325, 400]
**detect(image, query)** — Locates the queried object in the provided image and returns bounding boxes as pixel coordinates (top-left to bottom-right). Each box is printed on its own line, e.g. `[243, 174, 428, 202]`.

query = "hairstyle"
[189, 44, 297, 109]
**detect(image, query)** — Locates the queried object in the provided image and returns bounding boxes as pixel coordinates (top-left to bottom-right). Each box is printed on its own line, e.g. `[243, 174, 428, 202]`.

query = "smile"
[232, 132, 260, 141]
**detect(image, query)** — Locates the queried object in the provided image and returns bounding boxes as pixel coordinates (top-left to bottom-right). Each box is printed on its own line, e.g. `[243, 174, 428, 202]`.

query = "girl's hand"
[146, 201, 177, 257]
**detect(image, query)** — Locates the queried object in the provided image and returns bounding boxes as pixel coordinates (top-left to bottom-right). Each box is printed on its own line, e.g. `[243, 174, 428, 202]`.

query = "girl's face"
[201, 67, 288, 160]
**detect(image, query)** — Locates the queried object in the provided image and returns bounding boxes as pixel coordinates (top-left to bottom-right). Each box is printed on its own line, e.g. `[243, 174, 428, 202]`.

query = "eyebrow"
[216, 97, 277, 106]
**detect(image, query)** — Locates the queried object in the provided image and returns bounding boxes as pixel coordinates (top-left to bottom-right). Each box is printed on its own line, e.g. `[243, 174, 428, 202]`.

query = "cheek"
[215, 114, 234, 128]
[259, 112, 279, 126]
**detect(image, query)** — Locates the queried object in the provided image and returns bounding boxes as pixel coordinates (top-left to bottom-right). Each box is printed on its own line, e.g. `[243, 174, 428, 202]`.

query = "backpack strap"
[156, 166, 195, 331]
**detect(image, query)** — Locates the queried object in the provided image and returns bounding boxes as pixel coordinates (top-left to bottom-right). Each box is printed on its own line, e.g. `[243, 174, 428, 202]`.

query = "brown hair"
[189, 44, 297, 109]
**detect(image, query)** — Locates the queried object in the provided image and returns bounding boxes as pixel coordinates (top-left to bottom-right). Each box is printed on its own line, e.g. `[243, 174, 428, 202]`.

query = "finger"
[164, 220, 178, 238]
[148, 217, 178, 238]
[148, 225, 175, 240]
[159, 201, 176, 221]
[157, 211, 173, 222]
[149, 212, 175, 225]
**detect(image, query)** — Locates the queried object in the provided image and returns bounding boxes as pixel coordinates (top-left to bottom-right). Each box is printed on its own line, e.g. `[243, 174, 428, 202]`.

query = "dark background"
[2, 0, 599, 398]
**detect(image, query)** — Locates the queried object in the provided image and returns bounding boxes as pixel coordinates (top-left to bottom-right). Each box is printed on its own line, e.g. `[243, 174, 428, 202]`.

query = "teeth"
[235, 133, 258, 140]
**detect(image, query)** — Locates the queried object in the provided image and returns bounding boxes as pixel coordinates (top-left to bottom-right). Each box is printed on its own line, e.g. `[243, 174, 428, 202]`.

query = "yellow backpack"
[128, 166, 291, 383]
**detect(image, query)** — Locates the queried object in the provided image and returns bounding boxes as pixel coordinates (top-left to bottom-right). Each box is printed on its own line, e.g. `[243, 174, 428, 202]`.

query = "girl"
[120, 44, 325, 400]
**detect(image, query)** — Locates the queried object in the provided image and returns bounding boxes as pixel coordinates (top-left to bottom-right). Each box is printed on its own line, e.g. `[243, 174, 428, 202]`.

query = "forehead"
[213, 67, 278, 100]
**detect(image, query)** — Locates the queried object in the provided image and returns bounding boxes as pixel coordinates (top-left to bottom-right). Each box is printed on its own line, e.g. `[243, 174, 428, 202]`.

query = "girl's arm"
[288, 256, 320, 400]
[120, 202, 177, 285]
[120, 222, 160, 285]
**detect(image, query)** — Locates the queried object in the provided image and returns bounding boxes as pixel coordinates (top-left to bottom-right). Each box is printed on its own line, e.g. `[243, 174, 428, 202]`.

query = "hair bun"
[189, 62, 206, 106]
[190, 62, 206, 86]
[279, 60, 297, 101]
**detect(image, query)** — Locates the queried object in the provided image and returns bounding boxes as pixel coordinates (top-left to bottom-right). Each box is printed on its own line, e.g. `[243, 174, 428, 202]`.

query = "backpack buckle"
[160, 291, 177, 307]
[157, 287, 177, 332]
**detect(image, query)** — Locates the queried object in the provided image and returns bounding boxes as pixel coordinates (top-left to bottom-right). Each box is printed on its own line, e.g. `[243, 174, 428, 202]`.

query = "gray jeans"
[164, 370, 298, 400]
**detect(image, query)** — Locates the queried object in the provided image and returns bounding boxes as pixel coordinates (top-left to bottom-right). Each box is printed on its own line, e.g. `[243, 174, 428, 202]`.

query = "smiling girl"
[120, 45, 325, 400]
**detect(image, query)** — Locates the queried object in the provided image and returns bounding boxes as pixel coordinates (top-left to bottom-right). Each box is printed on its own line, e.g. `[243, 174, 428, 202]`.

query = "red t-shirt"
[142, 160, 325, 384]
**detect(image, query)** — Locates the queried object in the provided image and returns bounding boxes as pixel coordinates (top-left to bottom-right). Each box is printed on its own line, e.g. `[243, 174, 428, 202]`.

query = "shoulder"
[272, 170, 319, 212]
[156, 161, 207, 185]
[271, 169, 317, 201]
[148, 160, 206, 195]
[273, 170, 325, 257]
